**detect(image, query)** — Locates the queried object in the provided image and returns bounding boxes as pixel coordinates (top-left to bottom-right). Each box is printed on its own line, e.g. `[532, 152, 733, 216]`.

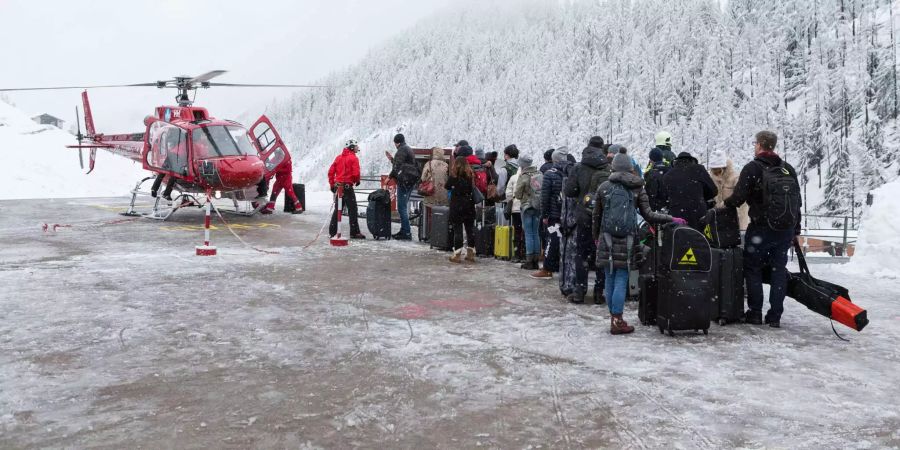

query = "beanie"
[611, 153, 633, 173]
[708, 151, 727, 169]
[519, 154, 534, 168]
[552, 146, 569, 163]
[393, 133, 405, 144]
[588, 136, 605, 148]
[649, 147, 663, 162]
[457, 145, 473, 157]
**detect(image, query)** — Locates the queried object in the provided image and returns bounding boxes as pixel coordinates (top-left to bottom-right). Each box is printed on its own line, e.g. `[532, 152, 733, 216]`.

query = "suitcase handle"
[793, 239, 810, 276]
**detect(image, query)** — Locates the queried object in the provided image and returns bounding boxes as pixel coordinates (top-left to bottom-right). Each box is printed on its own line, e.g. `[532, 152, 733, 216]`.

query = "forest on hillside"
[269, 0, 900, 218]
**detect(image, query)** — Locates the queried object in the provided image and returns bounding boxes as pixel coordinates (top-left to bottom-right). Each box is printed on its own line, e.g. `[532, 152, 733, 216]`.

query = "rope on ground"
[299, 192, 337, 250]
[210, 202, 281, 255]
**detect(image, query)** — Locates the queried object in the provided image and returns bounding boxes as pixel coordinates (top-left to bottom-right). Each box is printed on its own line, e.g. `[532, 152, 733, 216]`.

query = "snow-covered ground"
[0, 100, 149, 200]
[0, 197, 897, 448]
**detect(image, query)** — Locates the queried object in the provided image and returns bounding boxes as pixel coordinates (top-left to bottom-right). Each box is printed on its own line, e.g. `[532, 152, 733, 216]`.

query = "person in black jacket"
[540, 149, 554, 173]
[564, 136, 611, 304]
[532, 147, 573, 279]
[388, 133, 418, 240]
[643, 147, 670, 211]
[661, 152, 717, 229]
[445, 156, 478, 264]
[725, 131, 802, 328]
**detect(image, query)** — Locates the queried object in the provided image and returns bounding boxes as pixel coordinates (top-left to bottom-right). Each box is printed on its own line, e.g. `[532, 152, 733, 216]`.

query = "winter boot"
[593, 289, 606, 305]
[350, 233, 367, 239]
[610, 314, 635, 335]
[765, 313, 781, 328]
[568, 290, 586, 304]
[292, 201, 304, 214]
[261, 201, 276, 215]
[465, 247, 476, 262]
[530, 268, 553, 280]
[449, 248, 463, 264]
[520, 255, 539, 270]
[745, 309, 763, 325]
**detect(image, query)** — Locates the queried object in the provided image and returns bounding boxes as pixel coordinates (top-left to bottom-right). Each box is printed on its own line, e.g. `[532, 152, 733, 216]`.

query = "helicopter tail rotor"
[75, 105, 84, 170]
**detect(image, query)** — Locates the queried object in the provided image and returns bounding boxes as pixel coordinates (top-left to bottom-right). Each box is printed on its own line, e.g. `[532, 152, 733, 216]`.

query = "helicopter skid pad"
[195, 245, 217, 256]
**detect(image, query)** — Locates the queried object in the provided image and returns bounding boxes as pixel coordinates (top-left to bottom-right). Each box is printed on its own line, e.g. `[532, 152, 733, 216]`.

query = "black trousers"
[329, 185, 360, 237]
[574, 225, 604, 295]
[452, 219, 476, 251]
[543, 219, 561, 272]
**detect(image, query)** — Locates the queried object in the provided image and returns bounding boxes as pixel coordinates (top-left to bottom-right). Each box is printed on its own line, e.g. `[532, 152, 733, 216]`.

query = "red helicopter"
[1, 70, 323, 220]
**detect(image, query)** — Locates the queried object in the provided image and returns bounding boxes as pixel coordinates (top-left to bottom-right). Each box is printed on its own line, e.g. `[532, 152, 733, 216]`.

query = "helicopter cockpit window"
[148, 122, 188, 174]
[253, 123, 277, 154]
[192, 125, 255, 159]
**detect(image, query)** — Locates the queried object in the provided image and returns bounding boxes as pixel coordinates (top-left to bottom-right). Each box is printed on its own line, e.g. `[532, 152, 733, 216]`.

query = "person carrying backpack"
[592, 151, 685, 335]
[514, 154, 543, 270]
[531, 147, 573, 279]
[643, 147, 670, 211]
[388, 133, 418, 240]
[725, 131, 802, 328]
[445, 156, 478, 264]
[564, 136, 611, 304]
[496, 145, 520, 198]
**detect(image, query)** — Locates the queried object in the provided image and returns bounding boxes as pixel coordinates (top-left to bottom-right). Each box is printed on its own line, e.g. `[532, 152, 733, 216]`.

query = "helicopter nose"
[214, 157, 265, 190]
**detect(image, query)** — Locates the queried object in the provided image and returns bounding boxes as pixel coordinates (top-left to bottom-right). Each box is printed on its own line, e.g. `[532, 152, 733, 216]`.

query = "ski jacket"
[389, 143, 418, 188]
[541, 160, 572, 222]
[643, 161, 670, 211]
[328, 148, 361, 186]
[564, 144, 611, 229]
[661, 154, 718, 229]
[725, 152, 802, 232]
[592, 172, 673, 270]
[514, 164, 540, 213]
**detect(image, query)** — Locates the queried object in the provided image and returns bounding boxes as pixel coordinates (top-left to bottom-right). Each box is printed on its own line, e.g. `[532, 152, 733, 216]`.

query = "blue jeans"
[604, 267, 630, 315]
[744, 225, 795, 321]
[396, 185, 413, 237]
[522, 208, 541, 256]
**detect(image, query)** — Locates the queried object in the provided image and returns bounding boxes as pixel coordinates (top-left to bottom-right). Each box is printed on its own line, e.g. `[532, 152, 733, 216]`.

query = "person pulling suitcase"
[328, 140, 366, 240]
[592, 152, 685, 335]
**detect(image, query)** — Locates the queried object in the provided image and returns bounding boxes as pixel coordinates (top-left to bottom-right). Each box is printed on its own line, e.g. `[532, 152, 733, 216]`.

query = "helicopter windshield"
[192, 125, 256, 158]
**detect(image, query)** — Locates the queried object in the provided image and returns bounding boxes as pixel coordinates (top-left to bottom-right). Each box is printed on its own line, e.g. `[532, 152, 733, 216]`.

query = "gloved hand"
[330, 184, 337, 193]
[355, 181, 360, 187]
[672, 217, 688, 225]
[542, 218, 549, 226]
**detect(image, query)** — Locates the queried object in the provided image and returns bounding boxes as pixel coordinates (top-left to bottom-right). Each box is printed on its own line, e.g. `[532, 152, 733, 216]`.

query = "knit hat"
[393, 133, 405, 144]
[475, 147, 486, 160]
[519, 154, 534, 168]
[552, 146, 569, 163]
[455, 139, 469, 148]
[649, 147, 663, 162]
[457, 145, 474, 157]
[544, 149, 555, 162]
[611, 153, 633, 173]
[708, 151, 727, 169]
[588, 136, 605, 148]
[607, 144, 623, 155]
[486, 151, 498, 162]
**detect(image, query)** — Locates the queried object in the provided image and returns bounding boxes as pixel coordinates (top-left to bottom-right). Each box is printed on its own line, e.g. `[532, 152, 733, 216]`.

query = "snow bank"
[0, 100, 149, 200]
[845, 179, 900, 278]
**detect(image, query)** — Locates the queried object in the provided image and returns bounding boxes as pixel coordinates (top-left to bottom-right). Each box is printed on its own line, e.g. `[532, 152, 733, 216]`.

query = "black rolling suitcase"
[366, 189, 392, 240]
[475, 205, 495, 256]
[638, 274, 658, 325]
[429, 206, 452, 251]
[701, 207, 741, 248]
[656, 224, 714, 336]
[711, 247, 745, 325]
[418, 205, 431, 242]
[283, 183, 306, 213]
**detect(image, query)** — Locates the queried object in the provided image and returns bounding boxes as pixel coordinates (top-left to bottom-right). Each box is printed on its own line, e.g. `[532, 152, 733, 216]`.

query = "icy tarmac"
[1, 196, 898, 448]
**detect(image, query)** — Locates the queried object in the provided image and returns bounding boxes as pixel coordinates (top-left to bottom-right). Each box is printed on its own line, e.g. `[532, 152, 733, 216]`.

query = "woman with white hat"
[708, 151, 750, 230]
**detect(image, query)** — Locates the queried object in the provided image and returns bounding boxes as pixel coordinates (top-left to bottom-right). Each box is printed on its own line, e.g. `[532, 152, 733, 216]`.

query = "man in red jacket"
[261, 148, 303, 215]
[328, 140, 366, 239]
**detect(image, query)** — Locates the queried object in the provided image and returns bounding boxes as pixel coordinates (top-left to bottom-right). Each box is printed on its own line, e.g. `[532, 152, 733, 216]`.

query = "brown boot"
[465, 247, 476, 262]
[449, 248, 463, 264]
[610, 314, 635, 335]
[530, 268, 553, 279]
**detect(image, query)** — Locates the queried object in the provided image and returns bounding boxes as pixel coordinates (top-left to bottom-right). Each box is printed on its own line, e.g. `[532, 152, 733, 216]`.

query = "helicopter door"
[248, 115, 288, 178]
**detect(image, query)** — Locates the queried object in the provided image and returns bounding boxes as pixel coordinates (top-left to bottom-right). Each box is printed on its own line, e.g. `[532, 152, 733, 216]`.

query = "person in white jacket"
[505, 161, 524, 263]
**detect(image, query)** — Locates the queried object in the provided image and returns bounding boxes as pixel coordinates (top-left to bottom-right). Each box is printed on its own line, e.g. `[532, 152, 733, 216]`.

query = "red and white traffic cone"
[330, 184, 348, 247]
[196, 193, 218, 256]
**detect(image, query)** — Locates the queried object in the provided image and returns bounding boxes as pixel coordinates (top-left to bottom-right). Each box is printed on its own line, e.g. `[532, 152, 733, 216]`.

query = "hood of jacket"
[431, 147, 445, 161]
[608, 171, 645, 189]
[673, 154, 698, 168]
[519, 165, 538, 176]
[341, 147, 356, 157]
[580, 145, 608, 170]
[755, 151, 783, 166]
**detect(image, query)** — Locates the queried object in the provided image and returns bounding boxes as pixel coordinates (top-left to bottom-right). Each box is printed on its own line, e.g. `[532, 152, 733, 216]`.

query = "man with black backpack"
[388, 133, 419, 240]
[564, 136, 611, 304]
[643, 148, 669, 211]
[725, 131, 802, 328]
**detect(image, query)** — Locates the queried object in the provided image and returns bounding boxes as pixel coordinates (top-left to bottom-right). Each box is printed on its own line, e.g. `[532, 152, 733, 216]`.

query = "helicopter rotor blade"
[0, 83, 158, 92]
[189, 70, 228, 84]
[75, 106, 84, 170]
[206, 82, 331, 88]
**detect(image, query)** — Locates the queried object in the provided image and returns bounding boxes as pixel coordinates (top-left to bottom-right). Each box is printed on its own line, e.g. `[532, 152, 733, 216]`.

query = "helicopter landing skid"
[218, 198, 264, 217]
[143, 194, 201, 221]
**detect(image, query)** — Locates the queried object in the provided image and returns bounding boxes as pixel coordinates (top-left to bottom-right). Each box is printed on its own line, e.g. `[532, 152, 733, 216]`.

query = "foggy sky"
[0, 0, 450, 132]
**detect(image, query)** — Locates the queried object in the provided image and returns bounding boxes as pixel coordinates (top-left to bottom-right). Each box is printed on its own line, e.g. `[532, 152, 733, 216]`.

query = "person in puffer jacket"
[592, 152, 685, 335]
[531, 147, 572, 279]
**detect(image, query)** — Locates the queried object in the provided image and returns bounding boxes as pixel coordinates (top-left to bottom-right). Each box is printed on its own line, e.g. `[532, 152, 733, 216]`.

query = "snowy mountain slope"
[0, 100, 149, 200]
[270, 0, 900, 213]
